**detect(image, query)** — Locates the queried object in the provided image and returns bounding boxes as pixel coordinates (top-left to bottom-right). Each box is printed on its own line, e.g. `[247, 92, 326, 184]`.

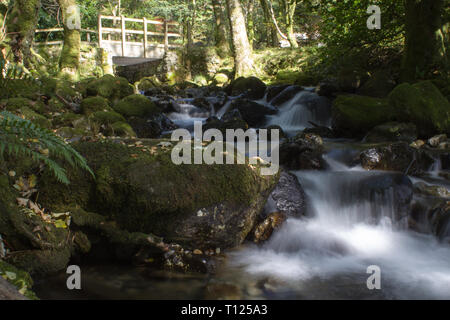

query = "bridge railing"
[33, 15, 183, 58]
[98, 15, 182, 57]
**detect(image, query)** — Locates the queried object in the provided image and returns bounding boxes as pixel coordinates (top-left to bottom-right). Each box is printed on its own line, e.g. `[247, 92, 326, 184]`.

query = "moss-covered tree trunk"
[6, 0, 40, 64]
[246, 0, 255, 48]
[58, 0, 81, 77]
[212, 0, 231, 55]
[226, 0, 254, 77]
[259, 0, 279, 47]
[282, 0, 298, 48]
[401, 0, 447, 81]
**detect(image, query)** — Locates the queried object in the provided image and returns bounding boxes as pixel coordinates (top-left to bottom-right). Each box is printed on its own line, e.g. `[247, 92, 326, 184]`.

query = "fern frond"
[0, 111, 94, 185]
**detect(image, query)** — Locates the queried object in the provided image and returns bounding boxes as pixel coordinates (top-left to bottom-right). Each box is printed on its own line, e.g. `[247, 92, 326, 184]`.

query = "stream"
[34, 86, 450, 300]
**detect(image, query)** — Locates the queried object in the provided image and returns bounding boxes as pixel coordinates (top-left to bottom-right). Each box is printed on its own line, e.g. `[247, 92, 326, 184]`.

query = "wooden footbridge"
[34, 15, 183, 66]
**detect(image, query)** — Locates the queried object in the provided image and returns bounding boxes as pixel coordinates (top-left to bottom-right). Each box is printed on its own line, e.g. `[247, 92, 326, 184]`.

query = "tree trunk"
[6, 0, 40, 65]
[259, 0, 278, 46]
[212, 0, 231, 55]
[186, 0, 196, 49]
[58, 0, 81, 77]
[283, 0, 298, 48]
[246, 0, 255, 48]
[401, 0, 447, 81]
[226, 0, 254, 78]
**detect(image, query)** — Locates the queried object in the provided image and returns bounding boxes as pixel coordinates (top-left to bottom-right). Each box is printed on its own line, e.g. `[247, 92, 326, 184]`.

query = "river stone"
[360, 142, 434, 175]
[38, 140, 279, 250]
[265, 171, 306, 217]
[266, 84, 290, 102]
[226, 76, 267, 100]
[279, 132, 326, 170]
[364, 122, 418, 143]
[230, 99, 277, 127]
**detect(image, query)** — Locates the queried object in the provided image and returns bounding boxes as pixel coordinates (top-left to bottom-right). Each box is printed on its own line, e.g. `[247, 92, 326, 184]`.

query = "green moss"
[86, 75, 134, 103]
[52, 112, 82, 127]
[80, 96, 111, 115]
[113, 94, 161, 118]
[389, 81, 450, 136]
[332, 95, 393, 137]
[3, 98, 45, 114]
[90, 111, 125, 126]
[110, 121, 136, 137]
[38, 141, 278, 240]
[0, 260, 37, 299]
[19, 107, 52, 129]
[136, 76, 161, 92]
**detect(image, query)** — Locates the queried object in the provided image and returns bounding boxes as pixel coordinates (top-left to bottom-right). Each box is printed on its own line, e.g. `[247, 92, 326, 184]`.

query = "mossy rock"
[52, 112, 83, 127]
[3, 97, 45, 114]
[136, 76, 161, 92]
[357, 70, 396, 98]
[55, 126, 87, 139]
[38, 140, 279, 249]
[388, 81, 450, 137]
[213, 73, 229, 86]
[90, 111, 125, 126]
[332, 95, 393, 137]
[55, 81, 82, 104]
[86, 75, 134, 103]
[80, 96, 111, 115]
[19, 107, 52, 129]
[0, 260, 37, 300]
[226, 76, 267, 100]
[110, 121, 136, 137]
[113, 94, 161, 118]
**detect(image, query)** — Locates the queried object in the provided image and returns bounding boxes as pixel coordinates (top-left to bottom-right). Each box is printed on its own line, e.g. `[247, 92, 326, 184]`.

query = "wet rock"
[150, 95, 179, 113]
[427, 201, 450, 242]
[296, 92, 332, 125]
[364, 122, 417, 143]
[316, 79, 340, 98]
[360, 142, 434, 175]
[303, 126, 335, 138]
[203, 112, 248, 134]
[357, 69, 396, 98]
[230, 98, 277, 127]
[414, 182, 450, 198]
[428, 134, 447, 147]
[269, 85, 304, 106]
[250, 212, 287, 243]
[226, 76, 267, 100]
[265, 171, 306, 217]
[279, 132, 325, 170]
[266, 84, 290, 102]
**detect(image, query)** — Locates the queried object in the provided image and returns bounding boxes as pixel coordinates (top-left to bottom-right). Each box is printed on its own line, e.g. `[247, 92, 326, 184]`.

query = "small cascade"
[265, 91, 332, 134]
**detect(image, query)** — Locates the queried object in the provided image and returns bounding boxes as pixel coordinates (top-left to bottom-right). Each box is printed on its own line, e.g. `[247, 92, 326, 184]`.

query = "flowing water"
[34, 86, 450, 300]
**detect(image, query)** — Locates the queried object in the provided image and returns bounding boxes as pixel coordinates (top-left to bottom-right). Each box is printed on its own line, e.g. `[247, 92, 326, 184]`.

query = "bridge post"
[121, 15, 126, 56]
[143, 17, 148, 58]
[98, 15, 103, 47]
[164, 20, 169, 53]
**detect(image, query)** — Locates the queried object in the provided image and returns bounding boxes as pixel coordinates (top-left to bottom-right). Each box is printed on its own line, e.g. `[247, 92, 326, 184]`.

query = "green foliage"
[0, 111, 94, 185]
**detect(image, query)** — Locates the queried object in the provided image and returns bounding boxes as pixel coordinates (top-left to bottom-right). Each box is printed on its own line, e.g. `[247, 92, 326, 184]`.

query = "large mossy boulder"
[332, 94, 393, 137]
[226, 76, 267, 100]
[388, 81, 450, 137]
[113, 94, 161, 118]
[86, 75, 134, 103]
[80, 96, 111, 115]
[38, 140, 279, 250]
